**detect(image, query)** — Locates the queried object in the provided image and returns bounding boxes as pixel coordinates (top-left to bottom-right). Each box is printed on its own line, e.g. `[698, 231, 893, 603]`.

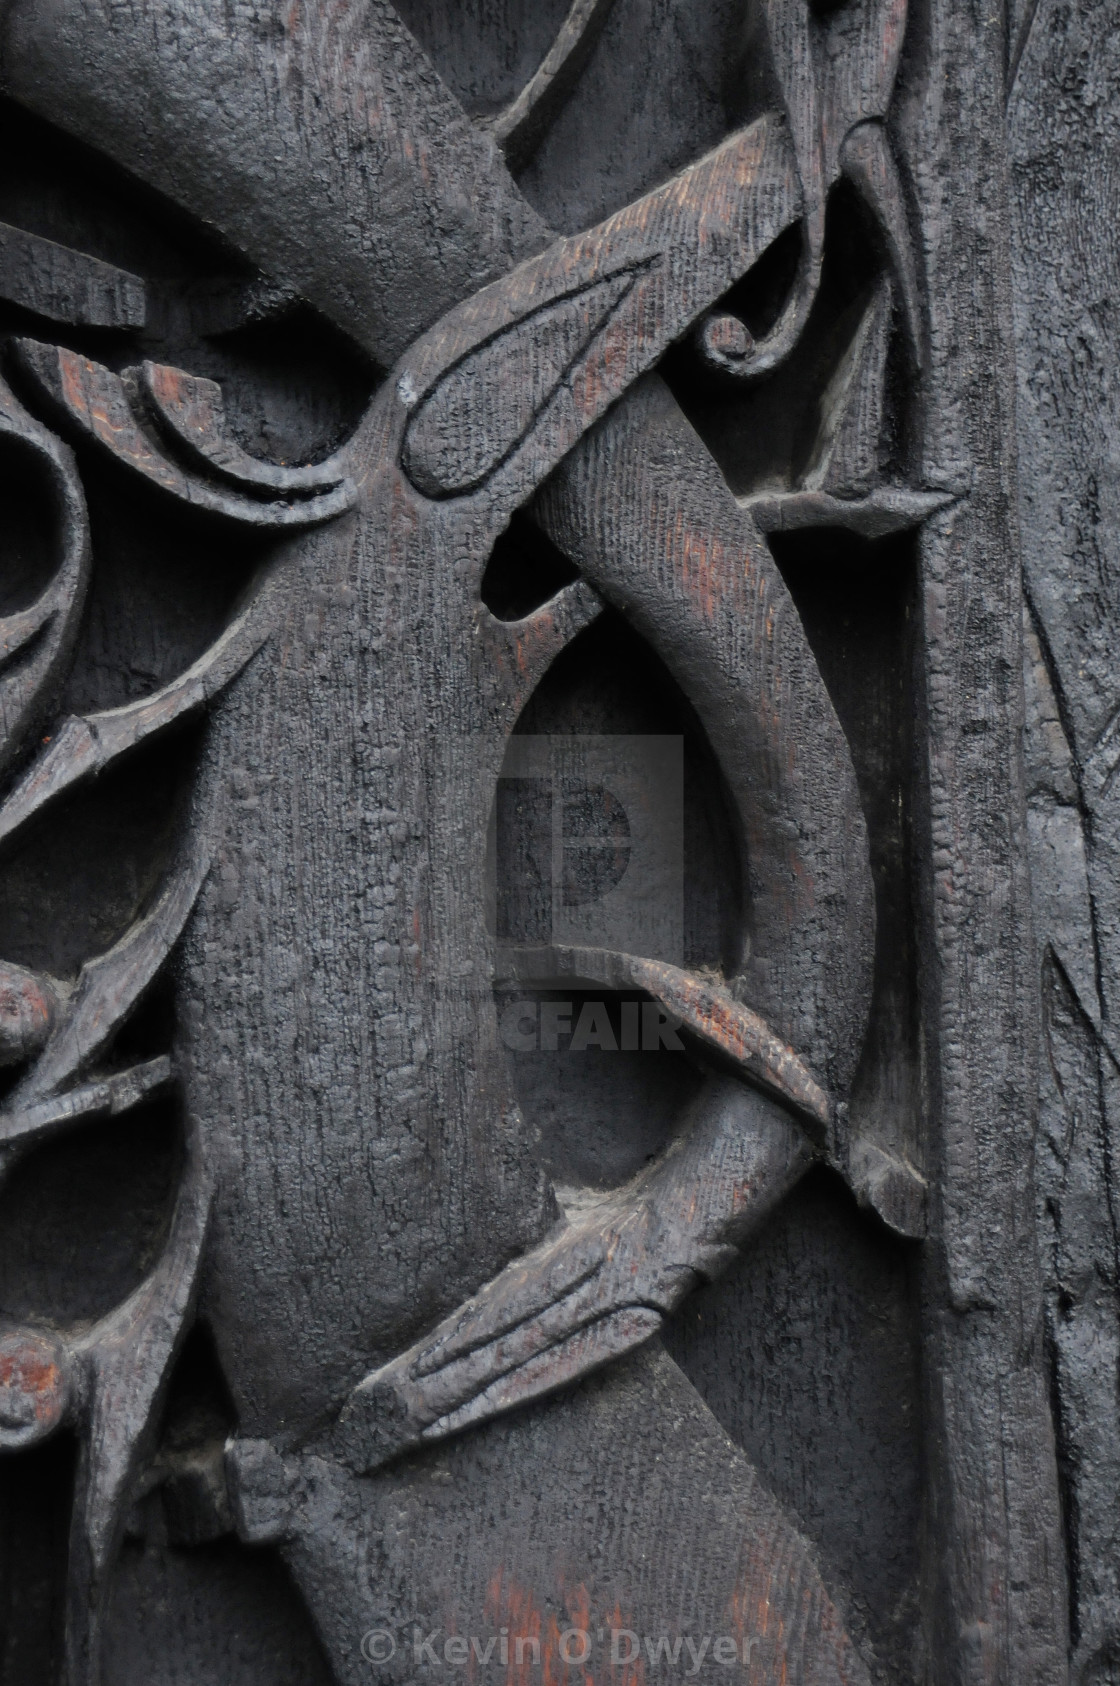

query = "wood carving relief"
[0, 1, 1111, 1682]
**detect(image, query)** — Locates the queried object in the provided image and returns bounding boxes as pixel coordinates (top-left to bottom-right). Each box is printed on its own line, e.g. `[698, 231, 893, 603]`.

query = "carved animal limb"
[171, 121, 877, 1513]
[333, 1076, 811, 1473]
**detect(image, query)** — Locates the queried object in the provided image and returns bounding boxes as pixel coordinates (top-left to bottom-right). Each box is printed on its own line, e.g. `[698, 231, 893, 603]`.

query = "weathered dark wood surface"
[0, 1, 1110, 1683]
[1010, 7, 1120, 1679]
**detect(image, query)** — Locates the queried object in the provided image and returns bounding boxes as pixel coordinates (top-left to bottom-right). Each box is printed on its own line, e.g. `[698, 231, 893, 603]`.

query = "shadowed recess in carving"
[143, 1322, 238, 1547]
[482, 0, 619, 170]
[180, 302, 381, 465]
[769, 525, 924, 1236]
[494, 986, 703, 1190]
[504, 608, 743, 972]
[509, 0, 770, 231]
[56, 476, 270, 720]
[0, 722, 203, 981]
[0, 1097, 179, 1328]
[667, 180, 914, 502]
[105, 1534, 334, 1684]
[0, 433, 61, 618]
[392, 0, 574, 121]
[480, 509, 581, 620]
[0, 1429, 75, 1683]
[0, 95, 243, 308]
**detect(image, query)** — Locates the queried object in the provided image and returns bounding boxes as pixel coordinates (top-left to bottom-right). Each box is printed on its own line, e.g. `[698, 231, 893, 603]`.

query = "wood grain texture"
[1010, 5, 1120, 1672]
[896, 0, 1069, 1676]
[0, 0, 548, 368]
[244, 1346, 873, 1686]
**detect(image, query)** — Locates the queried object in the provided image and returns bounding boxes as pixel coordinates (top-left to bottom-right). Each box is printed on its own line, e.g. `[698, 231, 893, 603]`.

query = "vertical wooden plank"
[1009, 4, 1120, 1668]
[897, 3, 1069, 1678]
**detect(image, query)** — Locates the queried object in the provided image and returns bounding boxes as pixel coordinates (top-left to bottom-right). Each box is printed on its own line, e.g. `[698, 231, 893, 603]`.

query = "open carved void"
[0, 0, 1112, 1682]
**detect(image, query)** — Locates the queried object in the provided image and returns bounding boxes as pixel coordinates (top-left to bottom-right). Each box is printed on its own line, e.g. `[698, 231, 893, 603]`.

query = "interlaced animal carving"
[0, 1, 941, 1679]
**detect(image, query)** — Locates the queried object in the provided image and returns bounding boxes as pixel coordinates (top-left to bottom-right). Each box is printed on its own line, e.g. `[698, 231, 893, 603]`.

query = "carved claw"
[332, 1076, 812, 1474]
[729, 275, 950, 532]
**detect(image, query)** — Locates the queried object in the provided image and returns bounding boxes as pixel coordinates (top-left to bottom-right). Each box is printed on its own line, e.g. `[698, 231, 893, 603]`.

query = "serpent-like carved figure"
[0, 2, 932, 1679]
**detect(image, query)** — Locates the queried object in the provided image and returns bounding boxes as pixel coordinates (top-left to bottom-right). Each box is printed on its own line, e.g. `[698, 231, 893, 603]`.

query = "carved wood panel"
[0, 1, 1109, 1682]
